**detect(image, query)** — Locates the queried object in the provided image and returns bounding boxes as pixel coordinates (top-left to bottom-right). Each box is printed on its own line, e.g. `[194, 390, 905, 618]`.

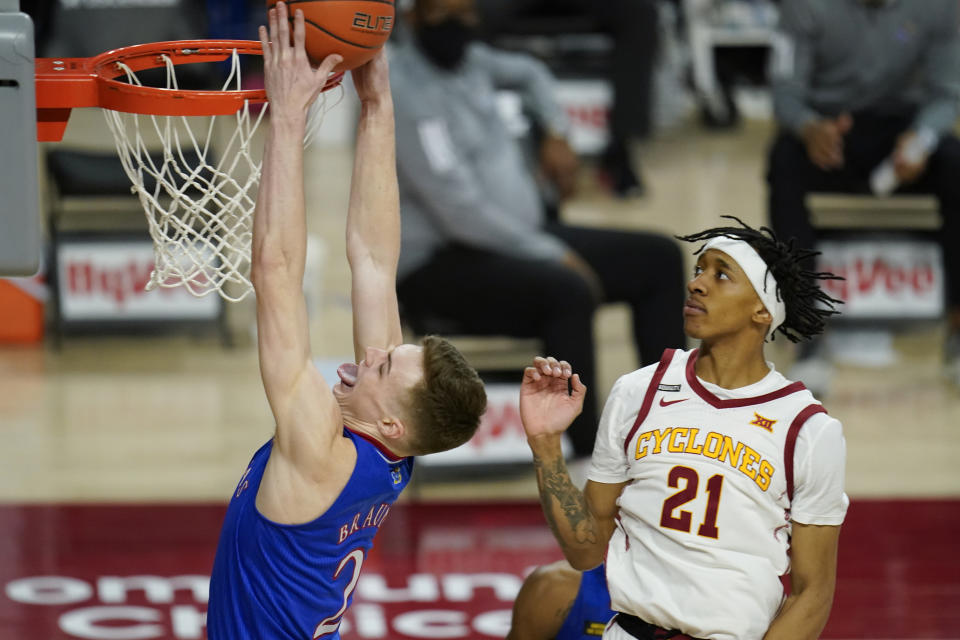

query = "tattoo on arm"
[533, 455, 599, 551]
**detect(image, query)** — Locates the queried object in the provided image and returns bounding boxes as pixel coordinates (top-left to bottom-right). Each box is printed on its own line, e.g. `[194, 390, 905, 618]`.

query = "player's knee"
[524, 561, 579, 599]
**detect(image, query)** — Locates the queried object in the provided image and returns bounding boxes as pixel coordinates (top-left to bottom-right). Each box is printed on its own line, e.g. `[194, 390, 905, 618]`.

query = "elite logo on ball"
[265, 0, 395, 70]
[352, 12, 393, 33]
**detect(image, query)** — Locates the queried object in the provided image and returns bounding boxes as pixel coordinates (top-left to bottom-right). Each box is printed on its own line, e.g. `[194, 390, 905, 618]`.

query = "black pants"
[397, 224, 686, 456]
[766, 112, 960, 307]
[477, 0, 659, 141]
[615, 614, 703, 640]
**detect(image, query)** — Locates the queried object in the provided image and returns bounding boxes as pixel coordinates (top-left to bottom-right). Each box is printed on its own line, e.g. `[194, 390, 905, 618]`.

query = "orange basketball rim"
[35, 39, 345, 142]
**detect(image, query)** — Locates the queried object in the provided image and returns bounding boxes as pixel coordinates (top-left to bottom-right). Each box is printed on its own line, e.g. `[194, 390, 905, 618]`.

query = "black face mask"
[417, 18, 476, 70]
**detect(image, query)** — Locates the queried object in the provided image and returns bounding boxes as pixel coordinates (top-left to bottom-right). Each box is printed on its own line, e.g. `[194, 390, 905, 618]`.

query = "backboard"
[0, 0, 40, 276]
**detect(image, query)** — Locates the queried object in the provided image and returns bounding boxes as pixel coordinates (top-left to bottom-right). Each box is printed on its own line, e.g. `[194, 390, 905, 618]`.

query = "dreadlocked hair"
[675, 215, 843, 343]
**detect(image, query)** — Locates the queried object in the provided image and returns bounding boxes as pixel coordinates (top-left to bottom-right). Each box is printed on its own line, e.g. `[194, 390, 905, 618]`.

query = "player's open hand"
[260, 2, 342, 120]
[352, 50, 391, 105]
[519, 357, 586, 442]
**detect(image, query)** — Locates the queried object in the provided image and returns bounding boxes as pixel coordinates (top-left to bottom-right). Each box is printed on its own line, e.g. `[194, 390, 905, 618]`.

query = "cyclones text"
[634, 427, 775, 491]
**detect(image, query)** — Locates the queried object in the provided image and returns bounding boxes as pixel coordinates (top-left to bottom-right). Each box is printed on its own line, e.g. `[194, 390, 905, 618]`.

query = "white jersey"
[589, 348, 848, 640]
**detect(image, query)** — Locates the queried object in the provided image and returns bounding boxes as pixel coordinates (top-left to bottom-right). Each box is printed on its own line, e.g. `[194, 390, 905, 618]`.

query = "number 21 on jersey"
[659, 465, 724, 539]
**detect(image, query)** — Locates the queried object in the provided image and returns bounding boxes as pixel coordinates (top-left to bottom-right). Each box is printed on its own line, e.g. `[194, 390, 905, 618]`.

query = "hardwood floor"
[2, 114, 957, 504]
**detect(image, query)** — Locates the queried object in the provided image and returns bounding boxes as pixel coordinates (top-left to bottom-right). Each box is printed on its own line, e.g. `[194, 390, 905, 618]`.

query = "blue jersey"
[207, 429, 413, 640]
[556, 565, 615, 640]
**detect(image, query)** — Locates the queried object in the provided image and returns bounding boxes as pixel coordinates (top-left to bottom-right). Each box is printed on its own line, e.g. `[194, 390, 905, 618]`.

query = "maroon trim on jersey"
[622, 349, 676, 455]
[784, 404, 827, 502]
[685, 348, 808, 409]
[615, 513, 629, 551]
[345, 427, 405, 462]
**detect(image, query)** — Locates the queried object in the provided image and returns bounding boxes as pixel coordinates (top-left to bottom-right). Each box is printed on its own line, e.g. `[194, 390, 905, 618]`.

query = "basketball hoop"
[36, 40, 345, 302]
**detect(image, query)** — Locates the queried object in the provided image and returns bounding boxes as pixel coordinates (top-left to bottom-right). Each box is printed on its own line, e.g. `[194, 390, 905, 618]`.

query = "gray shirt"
[771, 0, 960, 137]
[390, 39, 571, 279]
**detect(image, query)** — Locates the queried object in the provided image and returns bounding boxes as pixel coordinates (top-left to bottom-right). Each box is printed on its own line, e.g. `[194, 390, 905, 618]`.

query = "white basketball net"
[103, 48, 337, 302]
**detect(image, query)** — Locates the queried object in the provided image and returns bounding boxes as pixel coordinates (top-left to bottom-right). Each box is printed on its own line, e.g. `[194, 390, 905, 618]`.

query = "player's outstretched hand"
[260, 2, 342, 120]
[352, 49, 391, 105]
[519, 356, 586, 442]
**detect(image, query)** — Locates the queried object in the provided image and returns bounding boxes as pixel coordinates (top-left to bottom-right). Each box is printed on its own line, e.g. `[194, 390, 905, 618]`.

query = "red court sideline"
[1, 500, 956, 639]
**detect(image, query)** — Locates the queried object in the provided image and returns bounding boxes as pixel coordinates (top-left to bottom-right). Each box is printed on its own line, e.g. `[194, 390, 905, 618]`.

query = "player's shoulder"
[609, 363, 656, 403]
[799, 409, 844, 441]
[753, 370, 844, 443]
[608, 348, 691, 402]
[772, 369, 845, 439]
[763, 358, 814, 395]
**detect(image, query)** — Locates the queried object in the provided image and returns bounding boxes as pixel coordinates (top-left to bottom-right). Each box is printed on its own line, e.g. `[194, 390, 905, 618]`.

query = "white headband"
[703, 237, 787, 337]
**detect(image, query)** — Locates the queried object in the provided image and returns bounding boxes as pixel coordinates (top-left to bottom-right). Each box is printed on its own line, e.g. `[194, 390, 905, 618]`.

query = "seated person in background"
[476, 0, 661, 197]
[507, 561, 615, 640]
[767, 0, 960, 384]
[390, 0, 687, 461]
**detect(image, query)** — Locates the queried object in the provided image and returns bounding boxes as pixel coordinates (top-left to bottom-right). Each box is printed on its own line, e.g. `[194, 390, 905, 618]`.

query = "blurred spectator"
[390, 0, 687, 458]
[477, 0, 659, 197]
[39, 0, 207, 58]
[767, 0, 960, 385]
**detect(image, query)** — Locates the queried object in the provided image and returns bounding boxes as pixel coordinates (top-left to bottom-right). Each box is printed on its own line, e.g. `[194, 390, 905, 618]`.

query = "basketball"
[266, 0, 395, 71]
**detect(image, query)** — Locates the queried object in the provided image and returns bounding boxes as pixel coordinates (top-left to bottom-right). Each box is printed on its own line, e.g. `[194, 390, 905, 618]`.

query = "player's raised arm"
[520, 357, 624, 569]
[346, 51, 404, 362]
[252, 4, 344, 461]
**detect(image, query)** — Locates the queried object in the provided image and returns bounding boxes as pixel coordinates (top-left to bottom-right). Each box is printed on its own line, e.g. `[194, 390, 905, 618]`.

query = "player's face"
[683, 249, 767, 341]
[332, 344, 425, 423]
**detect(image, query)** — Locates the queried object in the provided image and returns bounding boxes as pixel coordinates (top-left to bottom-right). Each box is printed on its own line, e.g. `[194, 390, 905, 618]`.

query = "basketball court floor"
[2, 111, 959, 639]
